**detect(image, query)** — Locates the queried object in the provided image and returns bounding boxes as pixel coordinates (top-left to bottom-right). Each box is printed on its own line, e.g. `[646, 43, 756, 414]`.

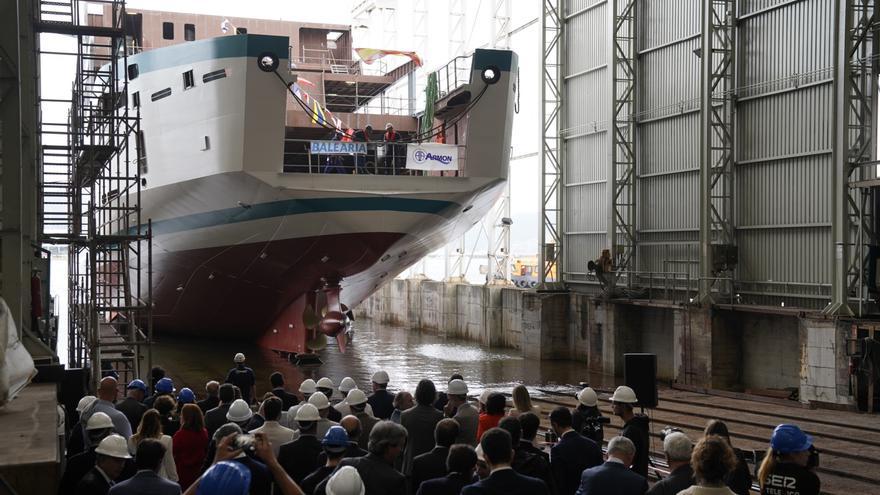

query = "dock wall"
[356, 279, 857, 407]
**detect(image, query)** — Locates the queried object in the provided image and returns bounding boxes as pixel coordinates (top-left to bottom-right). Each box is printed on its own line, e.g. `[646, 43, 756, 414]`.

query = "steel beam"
[698, 0, 736, 303]
[540, 0, 564, 288]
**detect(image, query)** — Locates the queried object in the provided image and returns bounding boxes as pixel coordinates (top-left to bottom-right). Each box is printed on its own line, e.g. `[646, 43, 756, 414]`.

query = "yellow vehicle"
[511, 256, 556, 288]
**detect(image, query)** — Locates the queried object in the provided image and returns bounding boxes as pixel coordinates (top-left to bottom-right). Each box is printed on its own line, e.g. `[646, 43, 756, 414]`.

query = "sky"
[41, 0, 543, 284]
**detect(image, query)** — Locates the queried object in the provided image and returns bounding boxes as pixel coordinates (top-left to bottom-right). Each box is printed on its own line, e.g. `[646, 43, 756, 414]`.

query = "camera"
[807, 446, 820, 469]
[234, 433, 256, 453]
[659, 426, 683, 442]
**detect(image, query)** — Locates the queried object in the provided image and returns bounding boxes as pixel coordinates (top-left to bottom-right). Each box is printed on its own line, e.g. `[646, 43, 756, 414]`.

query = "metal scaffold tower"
[698, 0, 736, 303]
[539, 0, 563, 288]
[608, 0, 637, 280]
[36, 0, 152, 388]
[828, 0, 878, 316]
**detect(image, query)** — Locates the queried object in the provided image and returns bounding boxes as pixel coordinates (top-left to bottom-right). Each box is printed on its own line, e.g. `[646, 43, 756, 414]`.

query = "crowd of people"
[60, 354, 821, 495]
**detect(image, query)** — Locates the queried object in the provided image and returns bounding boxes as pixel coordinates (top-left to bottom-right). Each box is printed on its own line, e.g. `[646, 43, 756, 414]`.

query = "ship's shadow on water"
[152, 319, 617, 400]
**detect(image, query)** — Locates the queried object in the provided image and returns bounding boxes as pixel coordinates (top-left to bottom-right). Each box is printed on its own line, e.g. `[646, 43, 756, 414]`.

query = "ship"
[89, 9, 517, 356]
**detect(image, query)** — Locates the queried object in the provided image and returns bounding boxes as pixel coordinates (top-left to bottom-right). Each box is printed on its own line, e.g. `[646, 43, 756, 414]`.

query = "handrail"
[434, 54, 473, 98]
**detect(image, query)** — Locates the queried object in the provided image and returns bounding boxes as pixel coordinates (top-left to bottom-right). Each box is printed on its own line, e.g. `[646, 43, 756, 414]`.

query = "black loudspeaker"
[624, 353, 658, 408]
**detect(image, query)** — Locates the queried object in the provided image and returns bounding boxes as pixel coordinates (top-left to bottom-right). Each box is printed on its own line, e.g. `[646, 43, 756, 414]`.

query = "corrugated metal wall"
[561, 0, 835, 307]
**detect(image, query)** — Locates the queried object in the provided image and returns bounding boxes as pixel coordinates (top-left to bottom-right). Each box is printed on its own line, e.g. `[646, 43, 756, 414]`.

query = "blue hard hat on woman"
[178, 387, 196, 404]
[770, 424, 813, 454]
[156, 377, 175, 394]
[197, 461, 251, 495]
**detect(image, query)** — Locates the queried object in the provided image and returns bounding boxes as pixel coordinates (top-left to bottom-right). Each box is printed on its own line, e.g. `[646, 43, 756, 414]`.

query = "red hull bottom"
[150, 232, 405, 353]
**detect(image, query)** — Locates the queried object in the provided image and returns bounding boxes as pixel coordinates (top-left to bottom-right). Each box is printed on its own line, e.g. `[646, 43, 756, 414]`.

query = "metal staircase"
[36, 0, 151, 389]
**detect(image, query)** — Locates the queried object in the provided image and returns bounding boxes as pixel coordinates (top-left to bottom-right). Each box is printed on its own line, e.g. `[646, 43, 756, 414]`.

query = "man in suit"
[80, 377, 132, 439]
[417, 444, 478, 495]
[498, 417, 555, 492]
[196, 381, 220, 415]
[315, 420, 408, 495]
[517, 412, 549, 460]
[250, 396, 298, 457]
[108, 439, 180, 495]
[462, 428, 549, 495]
[116, 380, 147, 433]
[367, 370, 395, 419]
[576, 436, 648, 495]
[269, 372, 300, 411]
[278, 404, 324, 483]
[347, 389, 380, 450]
[73, 435, 131, 495]
[412, 418, 459, 491]
[646, 432, 694, 495]
[401, 379, 444, 475]
[444, 379, 478, 446]
[550, 406, 603, 495]
[204, 383, 235, 438]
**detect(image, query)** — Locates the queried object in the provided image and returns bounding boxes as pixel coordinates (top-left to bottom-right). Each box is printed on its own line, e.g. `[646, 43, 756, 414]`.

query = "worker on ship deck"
[225, 353, 256, 405]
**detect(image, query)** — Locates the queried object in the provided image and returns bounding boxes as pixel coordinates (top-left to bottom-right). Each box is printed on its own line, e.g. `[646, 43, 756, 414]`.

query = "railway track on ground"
[525, 390, 879, 495]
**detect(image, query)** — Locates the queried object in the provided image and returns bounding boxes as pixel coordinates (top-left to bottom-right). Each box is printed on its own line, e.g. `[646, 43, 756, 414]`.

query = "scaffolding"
[36, 0, 152, 389]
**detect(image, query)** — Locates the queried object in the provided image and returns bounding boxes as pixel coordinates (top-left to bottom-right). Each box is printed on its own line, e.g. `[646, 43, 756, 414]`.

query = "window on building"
[127, 63, 139, 80]
[184, 23, 195, 41]
[136, 131, 147, 174]
[162, 22, 174, 40]
[151, 88, 172, 101]
[183, 70, 195, 90]
[202, 69, 227, 83]
[236, 27, 247, 35]
[132, 91, 140, 108]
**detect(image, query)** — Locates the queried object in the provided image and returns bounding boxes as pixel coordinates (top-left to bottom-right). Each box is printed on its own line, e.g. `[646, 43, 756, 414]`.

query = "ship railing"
[293, 48, 391, 77]
[281, 138, 466, 177]
[434, 54, 473, 99]
[293, 91, 416, 117]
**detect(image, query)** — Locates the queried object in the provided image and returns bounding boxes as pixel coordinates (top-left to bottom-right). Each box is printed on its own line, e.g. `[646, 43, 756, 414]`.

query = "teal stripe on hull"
[127, 34, 290, 75]
[145, 197, 458, 236]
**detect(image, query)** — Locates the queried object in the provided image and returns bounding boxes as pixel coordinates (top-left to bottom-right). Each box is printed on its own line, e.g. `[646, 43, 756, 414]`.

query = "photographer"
[571, 387, 606, 445]
[757, 424, 820, 495]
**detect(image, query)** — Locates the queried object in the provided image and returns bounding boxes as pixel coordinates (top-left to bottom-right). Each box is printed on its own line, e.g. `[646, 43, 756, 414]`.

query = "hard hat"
[299, 379, 317, 395]
[479, 390, 491, 405]
[770, 424, 813, 454]
[226, 399, 254, 422]
[317, 377, 335, 389]
[295, 403, 321, 422]
[234, 353, 246, 363]
[346, 388, 368, 406]
[326, 465, 365, 495]
[197, 460, 251, 495]
[385, 123, 393, 130]
[371, 370, 389, 385]
[156, 377, 175, 394]
[578, 387, 598, 407]
[76, 395, 97, 413]
[447, 379, 468, 395]
[94, 434, 132, 459]
[322, 425, 349, 450]
[475, 443, 486, 462]
[178, 388, 196, 404]
[610, 385, 638, 404]
[126, 379, 147, 392]
[86, 412, 114, 430]
[309, 391, 330, 410]
[339, 377, 357, 393]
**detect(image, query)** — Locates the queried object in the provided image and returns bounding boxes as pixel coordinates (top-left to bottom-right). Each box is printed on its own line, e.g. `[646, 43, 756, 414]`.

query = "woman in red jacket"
[476, 392, 507, 440]
[173, 403, 209, 490]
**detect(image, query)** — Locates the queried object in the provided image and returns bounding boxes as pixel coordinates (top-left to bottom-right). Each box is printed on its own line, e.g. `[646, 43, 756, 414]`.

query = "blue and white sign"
[406, 143, 459, 171]
[310, 140, 367, 154]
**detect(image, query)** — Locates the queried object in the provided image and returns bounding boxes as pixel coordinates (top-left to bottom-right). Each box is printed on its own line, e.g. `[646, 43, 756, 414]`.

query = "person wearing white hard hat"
[325, 465, 365, 495]
[611, 385, 650, 478]
[338, 377, 357, 396]
[59, 412, 126, 494]
[309, 392, 340, 439]
[249, 396, 297, 457]
[226, 399, 254, 431]
[66, 396, 99, 459]
[433, 373, 463, 412]
[571, 386, 605, 445]
[367, 370, 394, 420]
[225, 353, 256, 405]
[282, 378, 317, 428]
[333, 383, 375, 419]
[346, 389, 380, 451]
[74, 434, 132, 494]
[444, 379, 478, 446]
[317, 378, 343, 422]
[278, 403, 323, 484]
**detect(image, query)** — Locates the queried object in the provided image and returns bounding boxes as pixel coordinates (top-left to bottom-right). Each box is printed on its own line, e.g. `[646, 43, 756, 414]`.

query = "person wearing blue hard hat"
[196, 460, 251, 495]
[178, 388, 196, 404]
[116, 379, 148, 433]
[146, 377, 176, 409]
[757, 424, 820, 495]
[300, 425, 350, 494]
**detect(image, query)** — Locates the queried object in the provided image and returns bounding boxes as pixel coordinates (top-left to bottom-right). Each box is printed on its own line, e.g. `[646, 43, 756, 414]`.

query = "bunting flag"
[354, 48, 423, 67]
[310, 100, 325, 126]
[220, 19, 234, 34]
[297, 76, 316, 87]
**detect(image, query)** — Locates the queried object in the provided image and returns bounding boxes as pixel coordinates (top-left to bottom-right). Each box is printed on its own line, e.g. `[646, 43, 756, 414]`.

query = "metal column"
[698, 0, 736, 303]
[607, 0, 637, 281]
[539, 0, 564, 288]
